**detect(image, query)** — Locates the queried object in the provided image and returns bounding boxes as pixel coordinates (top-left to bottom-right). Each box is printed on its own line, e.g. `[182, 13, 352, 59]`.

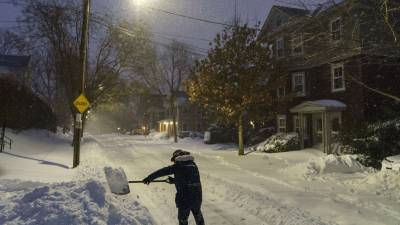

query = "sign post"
[72, 94, 90, 168]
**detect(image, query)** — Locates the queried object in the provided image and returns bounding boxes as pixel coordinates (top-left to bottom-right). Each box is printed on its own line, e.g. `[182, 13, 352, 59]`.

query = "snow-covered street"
[1, 130, 400, 225]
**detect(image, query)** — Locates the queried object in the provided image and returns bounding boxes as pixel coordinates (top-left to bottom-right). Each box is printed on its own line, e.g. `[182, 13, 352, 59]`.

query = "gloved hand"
[166, 176, 175, 184]
[143, 177, 151, 185]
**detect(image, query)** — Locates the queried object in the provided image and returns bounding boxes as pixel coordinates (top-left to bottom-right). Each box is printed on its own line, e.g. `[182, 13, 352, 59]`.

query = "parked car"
[381, 155, 400, 171]
[178, 131, 191, 138]
[179, 131, 204, 139]
[204, 124, 235, 144]
[133, 128, 149, 135]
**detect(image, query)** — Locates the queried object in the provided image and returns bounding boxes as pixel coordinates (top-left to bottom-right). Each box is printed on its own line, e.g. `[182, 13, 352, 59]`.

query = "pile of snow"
[353, 170, 400, 202]
[309, 155, 366, 174]
[0, 179, 156, 225]
[254, 132, 299, 152]
[281, 154, 367, 177]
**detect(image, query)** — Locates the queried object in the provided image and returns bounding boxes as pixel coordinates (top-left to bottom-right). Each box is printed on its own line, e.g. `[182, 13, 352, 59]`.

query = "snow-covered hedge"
[340, 118, 400, 169]
[254, 132, 300, 153]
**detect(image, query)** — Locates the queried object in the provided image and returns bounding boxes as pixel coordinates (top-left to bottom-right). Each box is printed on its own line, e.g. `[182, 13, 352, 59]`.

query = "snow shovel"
[104, 167, 170, 195]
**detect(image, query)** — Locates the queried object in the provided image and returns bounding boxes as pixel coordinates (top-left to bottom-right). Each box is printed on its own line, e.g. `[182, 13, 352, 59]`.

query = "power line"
[0, 17, 210, 55]
[91, 17, 207, 56]
[145, 6, 235, 28]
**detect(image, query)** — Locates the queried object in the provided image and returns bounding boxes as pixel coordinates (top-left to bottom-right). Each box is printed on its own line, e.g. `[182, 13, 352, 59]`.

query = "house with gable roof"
[258, 1, 400, 154]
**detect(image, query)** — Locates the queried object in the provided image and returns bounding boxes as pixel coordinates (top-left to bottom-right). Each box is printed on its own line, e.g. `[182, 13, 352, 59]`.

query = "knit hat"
[171, 149, 190, 162]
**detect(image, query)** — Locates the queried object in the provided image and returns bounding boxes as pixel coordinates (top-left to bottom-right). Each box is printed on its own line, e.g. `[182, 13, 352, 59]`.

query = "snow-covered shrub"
[255, 132, 300, 153]
[339, 118, 400, 169]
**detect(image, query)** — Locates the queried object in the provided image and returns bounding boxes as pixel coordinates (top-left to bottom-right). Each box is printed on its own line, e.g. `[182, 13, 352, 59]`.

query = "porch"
[290, 100, 346, 154]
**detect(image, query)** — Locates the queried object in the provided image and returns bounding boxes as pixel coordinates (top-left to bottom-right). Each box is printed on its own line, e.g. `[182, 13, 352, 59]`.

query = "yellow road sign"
[73, 94, 90, 113]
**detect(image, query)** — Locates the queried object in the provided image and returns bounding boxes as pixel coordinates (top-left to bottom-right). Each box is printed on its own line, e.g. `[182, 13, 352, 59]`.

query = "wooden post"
[238, 114, 244, 156]
[0, 122, 5, 152]
[326, 112, 332, 154]
[299, 113, 304, 149]
[322, 112, 327, 153]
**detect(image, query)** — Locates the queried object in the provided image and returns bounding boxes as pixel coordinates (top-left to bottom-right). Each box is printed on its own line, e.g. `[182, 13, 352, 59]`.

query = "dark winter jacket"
[145, 155, 202, 208]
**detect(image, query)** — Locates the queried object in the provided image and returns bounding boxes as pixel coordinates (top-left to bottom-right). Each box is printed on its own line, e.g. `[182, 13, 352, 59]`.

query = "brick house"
[259, 2, 400, 153]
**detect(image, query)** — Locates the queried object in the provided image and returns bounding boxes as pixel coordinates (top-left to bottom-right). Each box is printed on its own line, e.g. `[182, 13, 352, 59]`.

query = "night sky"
[0, 0, 277, 50]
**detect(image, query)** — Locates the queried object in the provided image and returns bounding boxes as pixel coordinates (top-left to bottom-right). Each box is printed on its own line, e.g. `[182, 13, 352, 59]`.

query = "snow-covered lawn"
[1, 130, 399, 225]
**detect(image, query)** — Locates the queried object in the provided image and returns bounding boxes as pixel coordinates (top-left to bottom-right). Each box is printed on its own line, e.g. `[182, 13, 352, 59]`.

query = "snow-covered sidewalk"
[1, 130, 399, 225]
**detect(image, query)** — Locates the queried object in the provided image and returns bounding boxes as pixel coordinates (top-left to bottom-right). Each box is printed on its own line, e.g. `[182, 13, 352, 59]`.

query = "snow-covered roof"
[290, 99, 346, 113]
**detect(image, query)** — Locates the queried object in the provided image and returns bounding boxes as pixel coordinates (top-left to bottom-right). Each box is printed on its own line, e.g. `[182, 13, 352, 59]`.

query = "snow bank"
[0, 179, 156, 225]
[281, 155, 367, 177]
[255, 132, 299, 152]
[355, 170, 400, 202]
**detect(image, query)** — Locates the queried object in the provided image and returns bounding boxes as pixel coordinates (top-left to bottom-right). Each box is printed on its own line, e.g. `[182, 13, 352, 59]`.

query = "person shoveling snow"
[143, 149, 205, 225]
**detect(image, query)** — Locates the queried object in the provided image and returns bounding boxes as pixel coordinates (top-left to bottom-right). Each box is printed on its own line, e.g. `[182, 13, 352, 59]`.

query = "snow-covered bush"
[254, 132, 300, 153]
[339, 118, 400, 169]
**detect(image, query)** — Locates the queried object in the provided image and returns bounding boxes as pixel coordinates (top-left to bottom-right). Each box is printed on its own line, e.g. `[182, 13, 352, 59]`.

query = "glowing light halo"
[133, 0, 148, 7]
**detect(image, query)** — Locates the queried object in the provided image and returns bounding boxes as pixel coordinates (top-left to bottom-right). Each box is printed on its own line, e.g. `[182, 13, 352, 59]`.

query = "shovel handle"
[129, 179, 168, 183]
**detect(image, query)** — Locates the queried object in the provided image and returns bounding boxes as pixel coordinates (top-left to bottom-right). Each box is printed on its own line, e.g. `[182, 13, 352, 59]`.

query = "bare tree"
[16, 0, 130, 132]
[159, 41, 192, 142]
[0, 30, 28, 55]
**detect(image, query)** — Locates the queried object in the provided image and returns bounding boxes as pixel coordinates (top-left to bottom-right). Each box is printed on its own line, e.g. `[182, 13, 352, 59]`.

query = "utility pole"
[73, 0, 91, 168]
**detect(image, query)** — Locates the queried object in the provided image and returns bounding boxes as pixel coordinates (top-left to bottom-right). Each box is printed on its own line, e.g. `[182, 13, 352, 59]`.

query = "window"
[292, 72, 305, 97]
[293, 115, 300, 133]
[276, 16, 282, 27]
[330, 17, 342, 41]
[276, 38, 284, 58]
[291, 34, 303, 55]
[331, 112, 342, 134]
[277, 86, 286, 98]
[277, 115, 287, 133]
[331, 63, 345, 92]
[269, 44, 274, 59]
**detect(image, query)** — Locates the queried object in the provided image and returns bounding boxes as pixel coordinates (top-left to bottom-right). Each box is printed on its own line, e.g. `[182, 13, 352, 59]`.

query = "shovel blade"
[104, 167, 130, 195]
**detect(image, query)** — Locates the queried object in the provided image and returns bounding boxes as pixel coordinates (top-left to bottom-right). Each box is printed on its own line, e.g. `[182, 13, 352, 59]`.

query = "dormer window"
[276, 38, 284, 58]
[276, 16, 282, 27]
[330, 17, 342, 41]
[291, 34, 303, 55]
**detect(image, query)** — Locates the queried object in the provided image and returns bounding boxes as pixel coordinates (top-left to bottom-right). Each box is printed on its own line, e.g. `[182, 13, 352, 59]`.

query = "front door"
[312, 113, 323, 149]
